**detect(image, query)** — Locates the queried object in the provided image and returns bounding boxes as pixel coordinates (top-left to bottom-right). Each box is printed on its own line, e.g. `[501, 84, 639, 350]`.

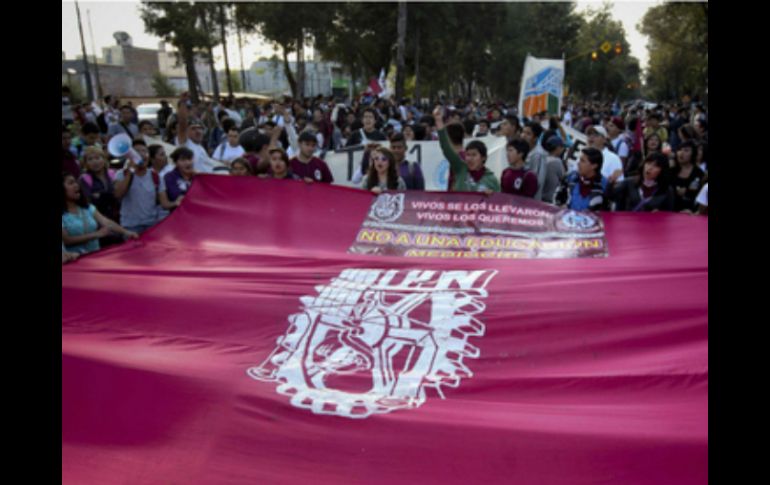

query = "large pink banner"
[62, 176, 708, 485]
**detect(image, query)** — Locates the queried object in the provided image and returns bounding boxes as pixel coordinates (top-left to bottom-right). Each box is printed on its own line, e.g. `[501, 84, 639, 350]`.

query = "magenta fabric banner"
[62, 176, 708, 485]
[350, 192, 608, 259]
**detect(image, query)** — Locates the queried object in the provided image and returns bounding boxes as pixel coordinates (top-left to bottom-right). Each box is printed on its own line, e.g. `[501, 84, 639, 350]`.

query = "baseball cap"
[610, 117, 625, 130]
[587, 125, 608, 138]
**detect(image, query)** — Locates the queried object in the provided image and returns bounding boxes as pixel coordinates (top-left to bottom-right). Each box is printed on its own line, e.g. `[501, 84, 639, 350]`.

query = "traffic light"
[591, 51, 598, 61]
[615, 42, 622, 55]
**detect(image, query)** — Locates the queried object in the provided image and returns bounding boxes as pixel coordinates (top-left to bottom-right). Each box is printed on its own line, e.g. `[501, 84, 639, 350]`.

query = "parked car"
[136, 103, 168, 127]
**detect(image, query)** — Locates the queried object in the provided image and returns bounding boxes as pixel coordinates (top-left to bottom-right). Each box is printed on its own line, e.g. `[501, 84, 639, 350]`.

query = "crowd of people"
[62, 86, 709, 263]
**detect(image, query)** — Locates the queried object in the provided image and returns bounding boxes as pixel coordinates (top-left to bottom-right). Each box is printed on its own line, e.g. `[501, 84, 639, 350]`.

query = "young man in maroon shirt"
[501, 139, 537, 197]
[289, 132, 334, 184]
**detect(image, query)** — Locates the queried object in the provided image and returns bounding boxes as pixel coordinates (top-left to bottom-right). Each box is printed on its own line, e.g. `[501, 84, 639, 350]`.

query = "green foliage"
[225, 71, 242, 93]
[639, 2, 708, 101]
[152, 72, 177, 96]
[566, 4, 641, 101]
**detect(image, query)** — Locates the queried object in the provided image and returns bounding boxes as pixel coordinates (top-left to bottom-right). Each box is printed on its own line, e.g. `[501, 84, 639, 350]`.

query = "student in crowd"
[346, 107, 387, 146]
[263, 147, 300, 180]
[606, 117, 630, 171]
[554, 147, 608, 212]
[521, 121, 548, 200]
[585, 124, 624, 185]
[610, 152, 674, 212]
[289, 132, 334, 183]
[71, 122, 103, 160]
[62, 172, 137, 255]
[113, 139, 162, 235]
[541, 135, 566, 204]
[62, 125, 81, 177]
[229, 157, 255, 176]
[500, 139, 537, 198]
[107, 105, 139, 140]
[213, 126, 246, 164]
[362, 146, 407, 193]
[389, 133, 424, 190]
[435, 106, 499, 194]
[159, 147, 195, 212]
[78, 146, 121, 247]
[671, 140, 705, 213]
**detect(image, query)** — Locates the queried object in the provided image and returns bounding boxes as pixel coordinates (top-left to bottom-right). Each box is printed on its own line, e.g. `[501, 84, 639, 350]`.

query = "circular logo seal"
[555, 210, 600, 232]
[314, 169, 322, 181]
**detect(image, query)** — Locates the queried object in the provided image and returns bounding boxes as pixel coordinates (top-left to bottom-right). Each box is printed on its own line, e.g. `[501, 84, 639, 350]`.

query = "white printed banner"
[326, 137, 509, 191]
[518, 55, 566, 119]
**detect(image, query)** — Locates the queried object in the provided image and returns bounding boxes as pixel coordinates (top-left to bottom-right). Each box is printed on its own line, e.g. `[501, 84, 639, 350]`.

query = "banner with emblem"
[518, 54, 565, 119]
[63, 176, 707, 485]
[350, 192, 607, 259]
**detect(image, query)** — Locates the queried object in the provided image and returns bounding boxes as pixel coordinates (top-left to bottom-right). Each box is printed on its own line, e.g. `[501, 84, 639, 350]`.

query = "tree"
[566, 4, 641, 101]
[224, 71, 242, 93]
[140, 1, 218, 103]
[152, 72, 177, 96]
[311, 3, 397, 94]
[639, 2, 707, 101]
[395, 2, 407, 101]
[235, 2, 335, 99]
[219, 3, 234, 98]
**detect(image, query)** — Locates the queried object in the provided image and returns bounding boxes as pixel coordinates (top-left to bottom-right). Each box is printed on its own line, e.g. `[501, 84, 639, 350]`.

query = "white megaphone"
[107, 133, 144, 166]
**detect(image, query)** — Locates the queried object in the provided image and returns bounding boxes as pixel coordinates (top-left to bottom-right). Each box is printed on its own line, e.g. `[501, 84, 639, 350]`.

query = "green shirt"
[438, 128, 500, 193]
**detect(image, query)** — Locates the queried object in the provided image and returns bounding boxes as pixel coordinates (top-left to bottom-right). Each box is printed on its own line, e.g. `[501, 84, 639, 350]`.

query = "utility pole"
[87, 9, 103, 99]
[219, 4, 234, 98]
[235, 7, 248, 92]
[74, 0, 95, 102]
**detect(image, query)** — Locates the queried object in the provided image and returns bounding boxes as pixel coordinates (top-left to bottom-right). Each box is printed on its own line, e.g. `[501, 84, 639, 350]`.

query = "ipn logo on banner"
[248, 268, 497, 419]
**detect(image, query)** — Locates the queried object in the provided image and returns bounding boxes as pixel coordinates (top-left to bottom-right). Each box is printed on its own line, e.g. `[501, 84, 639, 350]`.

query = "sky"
[62, 0, 665, 73]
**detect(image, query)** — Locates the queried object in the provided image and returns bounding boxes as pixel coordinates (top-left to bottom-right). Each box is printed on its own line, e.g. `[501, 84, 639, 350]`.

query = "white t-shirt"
[175, 137, 216, 173]
[610, 136, 630, 159]
[695, 183, 708, 207]
[213, 143, 245, 163]
[601, 147, 624, 182]
[562, 111, 572, 127]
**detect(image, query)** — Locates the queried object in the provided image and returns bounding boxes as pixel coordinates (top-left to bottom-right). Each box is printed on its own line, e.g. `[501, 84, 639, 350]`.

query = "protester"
[107, 105, 139, 140]
[671, 140, 705, 212]
[435, 106, 499, 194]
[521, 122, 549, 200]
[263, 147, 300, 180]
[554, 147, 608, 212]
[610, 152, 674, 212]
[289, 132, 334, 183]
[62, 172, 138, 255]
[111, 139, 162, 235]
[362, 147, 406, 193]
[213, 127, 246, 164]
[500, 139, 537, 198]
[159, 147, 195, 212]
[78, 146, 121, 248]
[586, 125, 624, 185]
[541, 135, 566, 204]
[389, 133, 424, 190]
[229, 157, 255, 176]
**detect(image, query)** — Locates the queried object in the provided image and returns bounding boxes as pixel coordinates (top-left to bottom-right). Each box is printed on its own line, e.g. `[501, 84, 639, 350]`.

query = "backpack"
[96, 112, 108, 134]
[80, 169, 117, 189]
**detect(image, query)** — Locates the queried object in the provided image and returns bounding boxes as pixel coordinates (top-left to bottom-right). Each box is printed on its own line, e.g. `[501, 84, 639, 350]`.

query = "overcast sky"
[62, 1, 664, 72]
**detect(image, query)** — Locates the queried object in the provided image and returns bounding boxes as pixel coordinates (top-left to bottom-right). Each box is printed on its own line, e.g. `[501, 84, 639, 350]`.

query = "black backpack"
[96, 112, 108, 134]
